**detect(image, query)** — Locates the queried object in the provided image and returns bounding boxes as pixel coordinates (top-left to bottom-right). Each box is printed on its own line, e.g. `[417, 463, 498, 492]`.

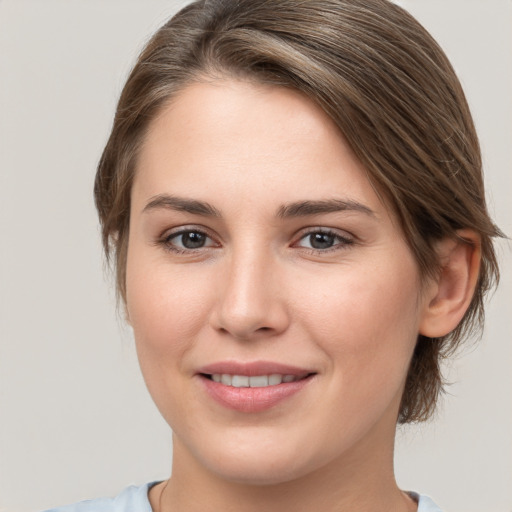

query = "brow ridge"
[277, 199, 374, 218]
[143, 195, 374, 219]
[143, 194, 221, 217]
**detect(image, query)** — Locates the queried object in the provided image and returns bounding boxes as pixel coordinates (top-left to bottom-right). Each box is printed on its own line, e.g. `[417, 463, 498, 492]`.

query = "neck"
[154, 423, 416, 512]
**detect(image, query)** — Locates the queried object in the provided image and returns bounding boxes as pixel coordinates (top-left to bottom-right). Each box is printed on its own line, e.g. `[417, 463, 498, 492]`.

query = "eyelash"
[157, 227, 355, 255]
[157, 227, 218, 255]
[294, 228, 354, 254]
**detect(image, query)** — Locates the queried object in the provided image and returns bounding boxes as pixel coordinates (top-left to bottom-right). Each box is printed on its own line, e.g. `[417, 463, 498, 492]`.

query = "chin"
[189, 431, 328, 486]
[207, 457, 311, 486]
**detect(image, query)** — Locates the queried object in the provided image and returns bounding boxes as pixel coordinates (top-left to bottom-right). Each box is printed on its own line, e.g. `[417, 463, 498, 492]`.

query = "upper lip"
[197, 361, 315, 378]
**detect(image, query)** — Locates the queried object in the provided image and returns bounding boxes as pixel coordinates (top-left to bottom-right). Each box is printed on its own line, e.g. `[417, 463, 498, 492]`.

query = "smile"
[208, 374, 304, 387]
[197, 363, 316, 413]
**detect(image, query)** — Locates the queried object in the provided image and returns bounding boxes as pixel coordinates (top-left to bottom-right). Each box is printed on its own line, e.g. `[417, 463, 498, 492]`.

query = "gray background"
[0, 1, 510, 511]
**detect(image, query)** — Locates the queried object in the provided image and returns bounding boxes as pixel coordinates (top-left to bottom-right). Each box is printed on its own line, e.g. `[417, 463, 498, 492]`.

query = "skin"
[125, 78, 478, 512]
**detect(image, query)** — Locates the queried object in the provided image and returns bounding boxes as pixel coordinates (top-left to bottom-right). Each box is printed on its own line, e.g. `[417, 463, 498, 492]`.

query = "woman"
[45, 0, 502, 511]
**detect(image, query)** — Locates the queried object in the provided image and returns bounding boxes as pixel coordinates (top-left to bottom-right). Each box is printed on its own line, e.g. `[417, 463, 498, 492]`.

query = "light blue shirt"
[43, 482, 443, 511]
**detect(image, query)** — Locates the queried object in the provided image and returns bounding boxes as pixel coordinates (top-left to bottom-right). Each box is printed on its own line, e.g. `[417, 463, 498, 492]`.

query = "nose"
[210, 248, 290, 340]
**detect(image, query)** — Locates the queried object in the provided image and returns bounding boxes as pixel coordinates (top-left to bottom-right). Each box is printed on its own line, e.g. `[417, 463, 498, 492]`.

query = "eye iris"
[181, 232, 206, 249]
[310, 232, 335, 249]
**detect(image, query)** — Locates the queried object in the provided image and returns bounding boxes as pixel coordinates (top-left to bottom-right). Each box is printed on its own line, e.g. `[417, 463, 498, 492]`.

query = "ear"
[419, 229, 481, 338]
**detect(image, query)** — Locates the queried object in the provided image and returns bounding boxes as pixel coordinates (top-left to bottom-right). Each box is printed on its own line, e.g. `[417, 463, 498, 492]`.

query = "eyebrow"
[142, 194, 374, 219]
[143, 194, 221, 217]
[277, 199, 375, 218]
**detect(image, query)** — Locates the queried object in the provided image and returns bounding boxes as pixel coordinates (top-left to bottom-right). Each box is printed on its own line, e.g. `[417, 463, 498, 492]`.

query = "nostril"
[211, 292, 290, 339]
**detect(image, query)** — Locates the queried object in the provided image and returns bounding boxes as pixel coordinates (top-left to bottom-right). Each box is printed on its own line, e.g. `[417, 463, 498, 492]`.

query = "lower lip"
[199, 375, 314, 413]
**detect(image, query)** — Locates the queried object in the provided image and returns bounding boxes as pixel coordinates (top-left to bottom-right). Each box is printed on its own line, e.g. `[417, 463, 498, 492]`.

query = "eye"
[295, 229, 354, 251]
[161, 228, 218, 252]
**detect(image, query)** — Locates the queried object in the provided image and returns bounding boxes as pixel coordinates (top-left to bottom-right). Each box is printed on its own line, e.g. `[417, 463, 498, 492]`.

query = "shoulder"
[41, 482, 158, 512]
[410, 492, 443, 512]
[43, 485, 441, 512]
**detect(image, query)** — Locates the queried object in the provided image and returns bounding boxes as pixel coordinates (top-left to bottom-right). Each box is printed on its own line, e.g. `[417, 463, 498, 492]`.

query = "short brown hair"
[94, 0, 502, 423]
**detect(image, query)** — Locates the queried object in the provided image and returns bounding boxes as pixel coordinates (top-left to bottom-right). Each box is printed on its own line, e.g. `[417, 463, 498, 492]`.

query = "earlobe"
[419, 230, 481, 338]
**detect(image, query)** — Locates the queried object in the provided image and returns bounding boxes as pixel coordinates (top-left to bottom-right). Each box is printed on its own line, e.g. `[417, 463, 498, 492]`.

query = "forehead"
[133, 78, 389, 220]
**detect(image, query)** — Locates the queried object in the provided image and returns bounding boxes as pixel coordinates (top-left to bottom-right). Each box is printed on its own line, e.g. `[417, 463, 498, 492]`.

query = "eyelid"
[292, 227, 355, 251]
[154, 224, 355, 255]
[157, 225, 221, 253]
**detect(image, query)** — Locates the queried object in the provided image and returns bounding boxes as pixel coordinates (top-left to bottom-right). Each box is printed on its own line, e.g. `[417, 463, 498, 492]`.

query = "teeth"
[269, 374, 283, 385]
[249, 375, 268, 387]
[231, 375, 249, 388]
[221, 374, 232, 386]
[210, 374, 301, 387]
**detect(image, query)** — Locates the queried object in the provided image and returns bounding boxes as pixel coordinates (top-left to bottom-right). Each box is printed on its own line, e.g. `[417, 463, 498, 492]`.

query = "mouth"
[201, 372, 313, 388]
[196, 362, 317, 413]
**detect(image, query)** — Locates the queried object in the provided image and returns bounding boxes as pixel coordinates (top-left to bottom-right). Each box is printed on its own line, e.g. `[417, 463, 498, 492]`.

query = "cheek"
[125, 257, 216, 425]
[126, 260, 211, 354]
[125, 249, 218, 420]
[294, 256, 421, 388]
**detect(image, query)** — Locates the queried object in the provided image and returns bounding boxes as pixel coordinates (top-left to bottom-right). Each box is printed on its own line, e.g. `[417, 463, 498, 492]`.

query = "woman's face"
[126, 79, 431, 484]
